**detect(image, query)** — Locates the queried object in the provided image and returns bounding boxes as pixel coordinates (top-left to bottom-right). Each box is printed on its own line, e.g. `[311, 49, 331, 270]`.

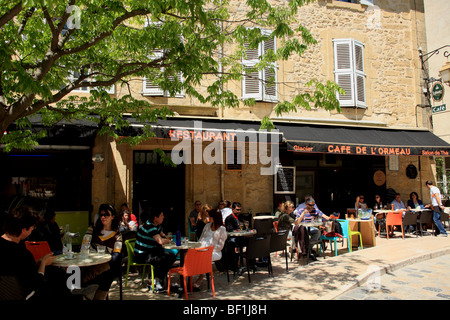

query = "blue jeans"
[433, 208, 448, 235]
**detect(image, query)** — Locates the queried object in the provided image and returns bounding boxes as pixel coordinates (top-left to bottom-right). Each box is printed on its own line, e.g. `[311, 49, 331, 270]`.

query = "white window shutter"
[354, 41, 366, 107]
[262, 36, 278, 102]
[142, 51, 165, 96]
[334, 39, 354, 107]
[242, 42, 263, 100]
[164, 72, 185, 98]
[333, 39, 366, 108]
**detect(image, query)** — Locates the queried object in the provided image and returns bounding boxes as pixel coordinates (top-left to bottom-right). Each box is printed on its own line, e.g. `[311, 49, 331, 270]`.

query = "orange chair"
[25, 241, 52, 261]
[385, 212, 404, 239]
[167, 246, 215, 300]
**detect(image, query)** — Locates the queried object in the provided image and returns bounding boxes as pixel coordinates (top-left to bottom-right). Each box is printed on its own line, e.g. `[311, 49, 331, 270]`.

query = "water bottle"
[62, 224, 73, 258]
[176, 227, 181, 246]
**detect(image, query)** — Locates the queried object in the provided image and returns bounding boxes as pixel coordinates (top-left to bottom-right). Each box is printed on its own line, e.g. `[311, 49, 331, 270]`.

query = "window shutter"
[142, 51, 165, 96]
[354, 41, 366, 107]
[164, 72, 185, 98]
[333, 39, 366, 108]
[242, 42, 263, 100]
[242, 30, 277, 102]
[262, 36, 278, 102]
[334, 39, 354, 106]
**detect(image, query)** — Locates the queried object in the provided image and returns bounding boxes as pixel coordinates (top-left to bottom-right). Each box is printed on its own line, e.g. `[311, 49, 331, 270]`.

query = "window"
[67, 71, 115, 94]
[333, 38, 366, 108]
[242, 30, 277, 102]
[142, 19, 185, 98]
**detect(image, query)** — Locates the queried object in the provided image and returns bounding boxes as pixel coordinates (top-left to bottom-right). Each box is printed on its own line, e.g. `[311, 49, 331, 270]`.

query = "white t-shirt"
[430, 186, 442, 207]
[221, 208, 232, 223]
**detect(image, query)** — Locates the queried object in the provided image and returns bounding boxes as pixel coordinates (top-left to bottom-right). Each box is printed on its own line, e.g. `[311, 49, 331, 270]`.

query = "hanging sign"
[432, 82, 445, 102]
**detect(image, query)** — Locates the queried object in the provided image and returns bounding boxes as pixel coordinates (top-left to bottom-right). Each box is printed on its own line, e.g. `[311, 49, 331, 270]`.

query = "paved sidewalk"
[108, 232, 450, 300]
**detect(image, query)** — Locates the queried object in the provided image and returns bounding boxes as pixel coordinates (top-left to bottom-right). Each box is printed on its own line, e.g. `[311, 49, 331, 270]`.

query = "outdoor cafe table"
[346, 218, 376, 248]
[52, 252, 111, 268]
[163, 241, 202, 266]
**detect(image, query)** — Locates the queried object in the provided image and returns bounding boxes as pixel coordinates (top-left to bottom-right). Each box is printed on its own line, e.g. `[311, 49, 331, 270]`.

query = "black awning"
[275, 122, 450, 156]
[120, 117, 283, 143]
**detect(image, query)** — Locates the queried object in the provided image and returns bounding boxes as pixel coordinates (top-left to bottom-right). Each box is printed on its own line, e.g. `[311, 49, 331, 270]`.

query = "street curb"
[319, 246, 450, 300]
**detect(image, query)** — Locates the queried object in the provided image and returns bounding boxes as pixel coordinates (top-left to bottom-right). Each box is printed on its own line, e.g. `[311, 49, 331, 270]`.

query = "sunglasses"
[100, 213, 112, 218]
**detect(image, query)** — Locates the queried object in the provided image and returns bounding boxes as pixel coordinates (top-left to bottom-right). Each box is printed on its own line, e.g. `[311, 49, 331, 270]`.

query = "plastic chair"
[402, 211, 418, 238]
[167, 246, 215, 300]
[386, 211, 404, 239]
[419, 211, 434, 236]
[25, 241, 51, 262]
[124, 239, 155, 291]
[269, 230, 289, 271]
[336, 219, 362, 252]
[188, 220, 197, 241]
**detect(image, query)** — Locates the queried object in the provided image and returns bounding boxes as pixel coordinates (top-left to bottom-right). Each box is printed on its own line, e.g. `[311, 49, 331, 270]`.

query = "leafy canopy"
[0, 0, 342, 151]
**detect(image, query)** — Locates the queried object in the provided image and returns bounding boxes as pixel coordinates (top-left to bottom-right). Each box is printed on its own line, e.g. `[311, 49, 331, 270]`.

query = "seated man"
[223, 202, 242, 271]
[293, 198, 331, 261]
[134, 208, 176, 292]
[391, 193, 407, 216]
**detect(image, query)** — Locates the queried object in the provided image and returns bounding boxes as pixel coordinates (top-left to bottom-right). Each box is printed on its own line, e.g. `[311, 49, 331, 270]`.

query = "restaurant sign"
[289, 142, 450, 156]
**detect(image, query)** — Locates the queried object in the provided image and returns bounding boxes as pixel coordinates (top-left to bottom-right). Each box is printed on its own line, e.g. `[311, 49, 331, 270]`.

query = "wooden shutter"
[142, 51, 164, 96]
[242, 29, 277, 102]
[333, 39, 366, 108]
[242, 42, 263, 100]
[262, 35, 278, 102]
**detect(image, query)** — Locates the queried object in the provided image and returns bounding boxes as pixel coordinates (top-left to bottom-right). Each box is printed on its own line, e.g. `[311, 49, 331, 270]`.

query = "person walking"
[425, 180, 448, 237]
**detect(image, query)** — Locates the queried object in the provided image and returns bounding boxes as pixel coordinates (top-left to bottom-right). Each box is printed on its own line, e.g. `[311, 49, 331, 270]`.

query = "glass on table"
[244, 220, 249, 231]
[97, 245, 106, 254]
[239, 222, 244, 231]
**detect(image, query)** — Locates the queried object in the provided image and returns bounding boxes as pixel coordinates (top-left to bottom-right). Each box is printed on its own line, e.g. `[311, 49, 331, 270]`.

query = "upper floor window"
[333, 38, 366, 108]
[242, 29, 277, 103]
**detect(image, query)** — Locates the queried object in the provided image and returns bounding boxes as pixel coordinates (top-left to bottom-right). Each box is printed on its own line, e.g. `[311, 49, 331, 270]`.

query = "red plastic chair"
[386, 212, 404, 239]
[167, 246, 215, 300]
[25, 241, 52, 261]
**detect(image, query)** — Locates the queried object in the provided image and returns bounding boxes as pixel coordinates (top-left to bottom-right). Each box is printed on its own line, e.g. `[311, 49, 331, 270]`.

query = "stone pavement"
[108, 231, 450, 301]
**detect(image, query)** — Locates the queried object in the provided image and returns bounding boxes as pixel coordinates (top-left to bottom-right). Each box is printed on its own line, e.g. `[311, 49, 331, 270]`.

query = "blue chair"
[319, 231, 341, 256]
[337, 219, 362, 252]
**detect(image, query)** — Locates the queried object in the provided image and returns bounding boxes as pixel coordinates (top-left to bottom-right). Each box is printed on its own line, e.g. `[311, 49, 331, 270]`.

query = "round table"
[227, 230, 257, 237]
[163, 241, 202, 250]
[52, 252, 111, 268]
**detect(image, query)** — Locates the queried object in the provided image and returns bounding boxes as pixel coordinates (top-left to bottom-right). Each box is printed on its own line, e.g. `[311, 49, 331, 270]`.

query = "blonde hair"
[285, 201, 295, 209]
[198, 204, 211, 222]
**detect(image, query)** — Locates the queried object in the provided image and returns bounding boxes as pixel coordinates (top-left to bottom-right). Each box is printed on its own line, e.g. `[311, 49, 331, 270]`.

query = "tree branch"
[0, 2, 22, 30]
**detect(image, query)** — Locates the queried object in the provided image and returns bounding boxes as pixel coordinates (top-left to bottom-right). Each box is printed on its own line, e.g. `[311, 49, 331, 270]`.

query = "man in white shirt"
[425, 180, 448, 237]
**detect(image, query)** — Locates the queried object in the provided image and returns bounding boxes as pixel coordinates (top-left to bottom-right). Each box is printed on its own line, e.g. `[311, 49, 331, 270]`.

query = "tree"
[0, 0, 342, 151]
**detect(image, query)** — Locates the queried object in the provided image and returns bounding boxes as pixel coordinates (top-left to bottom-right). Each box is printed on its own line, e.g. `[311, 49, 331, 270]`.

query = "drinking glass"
[97, 245, 106, 254]
[244, 221, 249, 231]
[239, 222, 244, 231]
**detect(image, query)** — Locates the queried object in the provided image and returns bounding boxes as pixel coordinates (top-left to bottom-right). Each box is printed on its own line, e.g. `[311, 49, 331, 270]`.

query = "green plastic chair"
[337, 219, 363, 252]
[124, 239, 154, 291]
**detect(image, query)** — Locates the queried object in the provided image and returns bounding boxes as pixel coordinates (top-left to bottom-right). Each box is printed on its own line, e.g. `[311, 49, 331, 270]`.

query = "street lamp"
[439, 58, 450, 86]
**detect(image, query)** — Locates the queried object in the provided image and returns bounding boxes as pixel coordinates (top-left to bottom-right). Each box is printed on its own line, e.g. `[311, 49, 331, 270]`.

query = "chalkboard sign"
[275, 166, 295, 194]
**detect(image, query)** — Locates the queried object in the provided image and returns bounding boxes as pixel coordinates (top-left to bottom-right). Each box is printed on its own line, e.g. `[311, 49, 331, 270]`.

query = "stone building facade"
[87, 0, 449, 233]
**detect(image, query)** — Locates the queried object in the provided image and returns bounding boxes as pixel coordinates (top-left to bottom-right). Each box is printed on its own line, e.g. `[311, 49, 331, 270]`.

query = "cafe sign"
[432, 82, 445, 102]
[432, 104, 446, 114]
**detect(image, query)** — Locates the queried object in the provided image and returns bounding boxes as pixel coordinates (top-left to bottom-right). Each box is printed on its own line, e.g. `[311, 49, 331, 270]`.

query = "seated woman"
[193, 208, 228, 289]
[84, 203, 123, 300]
[407, 192, 424, 210]
[196, 204, 211, 240]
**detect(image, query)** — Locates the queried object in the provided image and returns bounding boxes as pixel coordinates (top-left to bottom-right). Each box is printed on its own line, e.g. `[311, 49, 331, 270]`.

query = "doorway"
[132, 151, 185, 235]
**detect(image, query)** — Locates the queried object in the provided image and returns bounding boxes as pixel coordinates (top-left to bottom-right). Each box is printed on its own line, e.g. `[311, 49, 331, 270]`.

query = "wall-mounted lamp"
[439, 59, 450, 86]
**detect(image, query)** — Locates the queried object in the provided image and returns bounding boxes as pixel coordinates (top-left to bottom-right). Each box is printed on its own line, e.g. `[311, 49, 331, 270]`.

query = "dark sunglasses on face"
[100, 212, 111, 217]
